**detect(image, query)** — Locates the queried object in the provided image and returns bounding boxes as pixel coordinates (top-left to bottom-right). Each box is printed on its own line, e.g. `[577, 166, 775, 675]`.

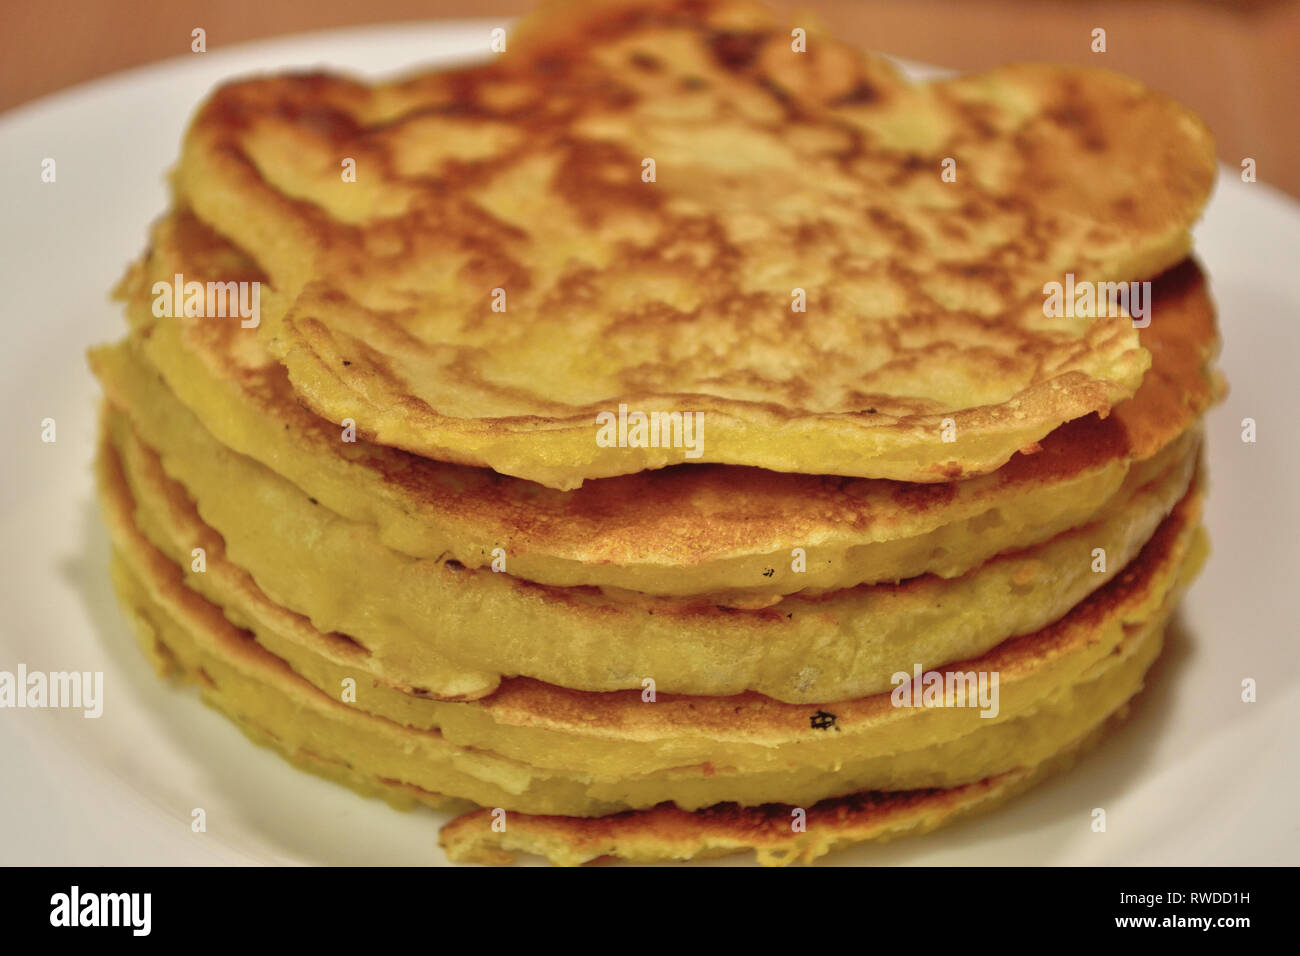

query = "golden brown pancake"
[173, 0, 1215, 488]
[115, 209, 1221, 602]
[436, 716, 1119, 866]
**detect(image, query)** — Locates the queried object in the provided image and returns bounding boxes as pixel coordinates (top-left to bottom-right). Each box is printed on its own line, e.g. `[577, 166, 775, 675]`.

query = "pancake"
[98, 400, 1206, 780]
[90, 364, 1199, 704]
[98, 412, 1205, 815]
[116, 209, 1221, 601]
[173, 0, 1215, 488]
[438, 714, 1120, 866]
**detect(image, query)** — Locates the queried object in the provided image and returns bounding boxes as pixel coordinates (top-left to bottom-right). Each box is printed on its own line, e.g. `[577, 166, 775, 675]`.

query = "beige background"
[3, 0, 1297, 196]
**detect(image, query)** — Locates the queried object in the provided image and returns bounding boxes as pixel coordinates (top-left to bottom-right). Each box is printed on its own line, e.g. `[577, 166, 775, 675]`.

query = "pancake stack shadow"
[88, 0, 1223, 865]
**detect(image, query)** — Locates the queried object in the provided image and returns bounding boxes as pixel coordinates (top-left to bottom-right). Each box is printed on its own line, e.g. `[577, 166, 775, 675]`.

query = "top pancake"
[173, 0, 1216, 488]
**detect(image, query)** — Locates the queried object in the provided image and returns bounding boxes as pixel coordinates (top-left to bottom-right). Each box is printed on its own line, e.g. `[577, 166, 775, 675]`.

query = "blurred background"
[3, 0, 1296, 196]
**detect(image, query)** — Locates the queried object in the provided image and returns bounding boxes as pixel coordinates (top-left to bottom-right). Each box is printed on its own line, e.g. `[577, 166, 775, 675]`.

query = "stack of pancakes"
[90, 0, 1222, 865]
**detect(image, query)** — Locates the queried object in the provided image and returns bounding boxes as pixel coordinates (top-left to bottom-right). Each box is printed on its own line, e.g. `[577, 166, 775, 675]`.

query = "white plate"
[1, 21, 1296, 867]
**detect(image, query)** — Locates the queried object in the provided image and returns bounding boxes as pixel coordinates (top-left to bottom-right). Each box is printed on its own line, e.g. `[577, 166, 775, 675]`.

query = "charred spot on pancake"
[832, 80, 880, 106]
[708, 29, 766, 71]
[757, 74, 797, 114]
[628, 51, 663, 72]
[533, 54, 565, 75]
[866, 207, 921, 253]
[273, 100, 364, 145]
[892, 480, 958, 509]
[1045, 85, 1109, 153]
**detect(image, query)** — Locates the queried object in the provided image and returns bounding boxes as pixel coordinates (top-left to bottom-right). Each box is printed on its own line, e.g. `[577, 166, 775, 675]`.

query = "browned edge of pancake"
[437, 705, 1128, 866]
